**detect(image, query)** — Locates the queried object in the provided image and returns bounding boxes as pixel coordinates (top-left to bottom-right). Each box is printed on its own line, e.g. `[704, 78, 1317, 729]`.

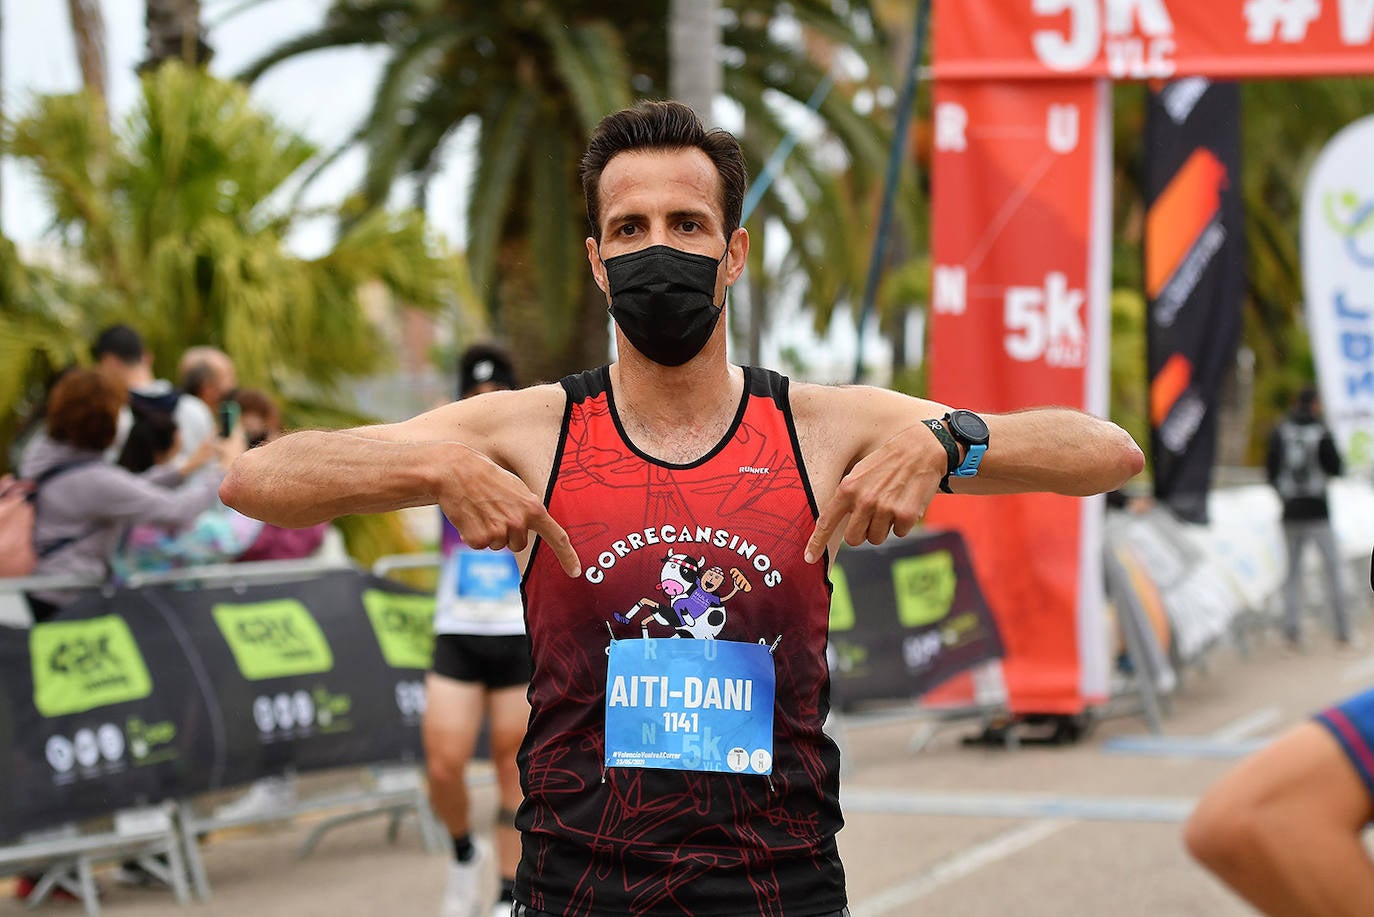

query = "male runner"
[223, 100, 1144, 916]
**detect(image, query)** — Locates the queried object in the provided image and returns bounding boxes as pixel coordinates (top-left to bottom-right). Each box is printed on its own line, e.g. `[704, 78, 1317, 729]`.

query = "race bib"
[604, 638, 775, 775]
[436, 546, 522, 623]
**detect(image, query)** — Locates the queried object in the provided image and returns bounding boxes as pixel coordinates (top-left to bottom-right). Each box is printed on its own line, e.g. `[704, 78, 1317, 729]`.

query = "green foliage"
[0, 63, 463, 557]
[1109, 288, 1149, 473]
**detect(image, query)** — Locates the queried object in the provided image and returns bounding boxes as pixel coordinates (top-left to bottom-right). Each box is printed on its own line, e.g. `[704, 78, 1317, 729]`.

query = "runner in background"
[1266, 385, 1350, 648]
[427, 344, 528, 917]
[1186, 548, 1374, 916]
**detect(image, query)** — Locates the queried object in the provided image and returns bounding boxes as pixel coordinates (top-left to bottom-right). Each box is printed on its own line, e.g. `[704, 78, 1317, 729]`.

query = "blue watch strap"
[954, 443, 986, 477]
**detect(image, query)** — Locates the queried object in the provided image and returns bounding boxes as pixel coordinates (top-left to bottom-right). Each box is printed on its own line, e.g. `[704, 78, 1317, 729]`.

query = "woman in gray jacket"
[19, 368, 242, 619]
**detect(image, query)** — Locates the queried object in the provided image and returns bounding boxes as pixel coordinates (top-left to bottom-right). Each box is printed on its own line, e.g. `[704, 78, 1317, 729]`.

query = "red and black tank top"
[517, 365, 846, 917]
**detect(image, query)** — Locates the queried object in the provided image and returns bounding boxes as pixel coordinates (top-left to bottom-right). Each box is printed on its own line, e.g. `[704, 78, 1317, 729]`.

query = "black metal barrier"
[0, 531, 1007, 843]
[826, 529, 1004, 709]
[0, 567, 432, 842]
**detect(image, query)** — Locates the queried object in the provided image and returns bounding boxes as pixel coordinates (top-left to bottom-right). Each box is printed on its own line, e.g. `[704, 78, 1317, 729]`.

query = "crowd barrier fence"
[0, 557, 446, 909]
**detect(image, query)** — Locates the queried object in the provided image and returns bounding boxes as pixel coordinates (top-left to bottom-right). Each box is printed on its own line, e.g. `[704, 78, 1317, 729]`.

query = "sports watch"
[944, 410, 990, 479]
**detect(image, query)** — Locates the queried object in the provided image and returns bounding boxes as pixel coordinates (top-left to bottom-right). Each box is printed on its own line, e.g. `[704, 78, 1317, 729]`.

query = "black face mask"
[603, 244, 726, 367]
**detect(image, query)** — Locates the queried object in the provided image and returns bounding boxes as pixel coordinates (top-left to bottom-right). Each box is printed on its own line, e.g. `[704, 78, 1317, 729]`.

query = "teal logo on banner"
[604, 638, 775, 775]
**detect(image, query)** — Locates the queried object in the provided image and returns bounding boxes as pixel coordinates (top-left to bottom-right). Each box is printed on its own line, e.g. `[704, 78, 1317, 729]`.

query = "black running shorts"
[430, 633, 532, 688]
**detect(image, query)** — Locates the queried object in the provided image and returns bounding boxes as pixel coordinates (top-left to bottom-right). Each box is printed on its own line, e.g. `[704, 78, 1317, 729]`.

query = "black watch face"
[950, 410, 989, 443]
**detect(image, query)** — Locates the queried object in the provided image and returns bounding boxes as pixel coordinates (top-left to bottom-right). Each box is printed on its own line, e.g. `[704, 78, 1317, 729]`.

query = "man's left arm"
[948, 407, 1145, 496]
[798, 387, 1143, 563]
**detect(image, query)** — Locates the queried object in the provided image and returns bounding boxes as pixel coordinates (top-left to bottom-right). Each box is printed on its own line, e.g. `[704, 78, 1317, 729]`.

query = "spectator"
[92, 324, 219, 465]
[1266, 385, 1350, 647]
[115, 388, 328, 575]
[115, 407, 259, 575]
[20, 369, 241, 619]
[116, 403, 181, 473]
[178, 346, 236, 410]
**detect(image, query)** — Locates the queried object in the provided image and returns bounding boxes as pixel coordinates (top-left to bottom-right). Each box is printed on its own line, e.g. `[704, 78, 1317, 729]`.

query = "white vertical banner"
[1301, 116, 1374, 473]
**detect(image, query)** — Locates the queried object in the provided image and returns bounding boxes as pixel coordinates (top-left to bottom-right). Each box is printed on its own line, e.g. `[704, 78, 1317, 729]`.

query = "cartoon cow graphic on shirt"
[614, 550, 751, 639]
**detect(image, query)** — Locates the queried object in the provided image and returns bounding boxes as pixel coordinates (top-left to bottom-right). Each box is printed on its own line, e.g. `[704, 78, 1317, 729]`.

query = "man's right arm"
[219, 385, 581, 575]
[220, 431, 469, 526]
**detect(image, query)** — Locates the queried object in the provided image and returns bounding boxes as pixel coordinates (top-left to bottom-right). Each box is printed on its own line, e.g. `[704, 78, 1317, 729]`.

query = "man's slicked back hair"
[580, 100, 747, 242]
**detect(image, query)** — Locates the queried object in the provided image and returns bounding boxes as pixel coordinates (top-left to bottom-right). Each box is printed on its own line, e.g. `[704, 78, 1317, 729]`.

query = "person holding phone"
[218, 400, 241, 440]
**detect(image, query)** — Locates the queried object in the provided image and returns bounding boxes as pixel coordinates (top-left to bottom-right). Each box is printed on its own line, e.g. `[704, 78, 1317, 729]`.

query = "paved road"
[5, 606, 1373, 917]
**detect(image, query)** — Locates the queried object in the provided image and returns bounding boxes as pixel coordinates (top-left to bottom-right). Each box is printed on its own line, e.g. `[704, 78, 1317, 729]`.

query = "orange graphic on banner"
[1150, 353, 1193, 426]
[1145, 148, 1226, 298]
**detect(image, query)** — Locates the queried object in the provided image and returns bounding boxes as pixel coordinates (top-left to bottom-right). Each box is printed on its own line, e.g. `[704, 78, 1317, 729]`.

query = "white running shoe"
[440, 840, 490, 917]
[212, 776, 298, 821]
[490, 902, 513, 917]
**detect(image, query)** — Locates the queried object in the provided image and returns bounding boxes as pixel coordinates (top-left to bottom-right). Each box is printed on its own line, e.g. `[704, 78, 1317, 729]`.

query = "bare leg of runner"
[425, 673, 487, 917]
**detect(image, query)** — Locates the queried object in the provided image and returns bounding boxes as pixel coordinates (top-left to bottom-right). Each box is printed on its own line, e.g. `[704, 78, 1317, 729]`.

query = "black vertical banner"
[1144, 79, 1245, 524]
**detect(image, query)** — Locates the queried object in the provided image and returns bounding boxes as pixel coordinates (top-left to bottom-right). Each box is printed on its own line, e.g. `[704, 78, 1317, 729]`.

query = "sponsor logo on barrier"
[251, 686, 352, 739]
[891, 550, 957, 627]
[30, 615, 153, 717]
[394, 680, 427, 720]
[125, 716, 177, 764]
[213, 600, 334, 681]
[41, 716, 176, 780]
[827, 564, 855, 632]
[362, 589, 436, 670]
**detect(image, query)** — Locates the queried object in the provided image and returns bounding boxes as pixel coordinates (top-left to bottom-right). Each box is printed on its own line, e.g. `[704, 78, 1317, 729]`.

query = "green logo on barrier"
[363, 589, 436, 669]
[891, 550, 957, 627]
[828, 563, 855, 632]
[30, 615, 153, 717]
[213, 600, 333, 680]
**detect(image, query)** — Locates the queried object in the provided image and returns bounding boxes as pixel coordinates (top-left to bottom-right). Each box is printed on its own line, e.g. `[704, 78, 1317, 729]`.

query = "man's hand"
[442, 446, 581, 577]
[804, 423, 945, 564]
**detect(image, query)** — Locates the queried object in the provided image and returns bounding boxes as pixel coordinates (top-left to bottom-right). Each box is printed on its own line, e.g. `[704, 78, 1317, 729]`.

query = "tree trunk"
[497, 241, 610, 387]
[143, 0, 210, 70]
[67, 0, 108, 104]
[668, 0, 720, 126]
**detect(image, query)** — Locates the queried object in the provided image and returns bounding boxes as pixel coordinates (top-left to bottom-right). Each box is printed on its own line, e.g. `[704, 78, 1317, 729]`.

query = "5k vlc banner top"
[934, 0, 1374, 82]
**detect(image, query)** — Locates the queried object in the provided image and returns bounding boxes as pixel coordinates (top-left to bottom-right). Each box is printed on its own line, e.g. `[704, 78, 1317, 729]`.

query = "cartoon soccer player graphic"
[615, 551, 751, 640]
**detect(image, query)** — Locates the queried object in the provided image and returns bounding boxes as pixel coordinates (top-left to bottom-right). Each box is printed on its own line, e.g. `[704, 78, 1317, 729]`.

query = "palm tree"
[669, 0, 720, 123]
[143, 0, 211, 70]
[66, 0, 109, 105]
[0, 63, 463, 557]
[239, 1, 901, 383]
